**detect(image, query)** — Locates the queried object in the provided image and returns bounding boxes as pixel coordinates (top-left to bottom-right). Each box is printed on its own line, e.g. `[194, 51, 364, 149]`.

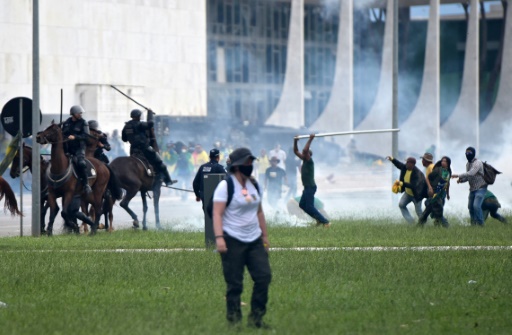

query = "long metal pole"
[294, 128, 400, 139]
[19, 99, 23, 237]
[32, 0, 41, 237]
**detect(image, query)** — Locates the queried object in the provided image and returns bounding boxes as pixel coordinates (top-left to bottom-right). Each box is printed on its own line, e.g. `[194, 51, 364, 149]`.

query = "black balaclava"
[465, 147, 476, 162]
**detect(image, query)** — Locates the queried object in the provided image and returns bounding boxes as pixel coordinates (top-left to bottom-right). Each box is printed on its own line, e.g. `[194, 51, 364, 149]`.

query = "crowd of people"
[388, 147, 507, 227]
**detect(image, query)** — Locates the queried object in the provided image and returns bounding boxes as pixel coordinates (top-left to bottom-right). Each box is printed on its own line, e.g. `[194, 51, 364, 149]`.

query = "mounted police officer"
[121, 109, 174, 187]
[88, 120, 111, 164]
[192, 148, 226, 208]
[61, 105, 92, 195]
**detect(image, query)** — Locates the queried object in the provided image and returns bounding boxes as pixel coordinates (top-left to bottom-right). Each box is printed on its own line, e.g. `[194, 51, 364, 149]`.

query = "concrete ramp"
[399, 0, 440, 157]
[353, 0, 393, 157]
[265, 0, 304, 129]
[310, 0, 353, 147]
[441, 0, 479, 153]
[480, 3, 512, 157]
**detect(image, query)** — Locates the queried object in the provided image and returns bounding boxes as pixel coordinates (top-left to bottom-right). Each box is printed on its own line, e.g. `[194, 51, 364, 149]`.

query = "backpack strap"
[226, 175, 234, 207]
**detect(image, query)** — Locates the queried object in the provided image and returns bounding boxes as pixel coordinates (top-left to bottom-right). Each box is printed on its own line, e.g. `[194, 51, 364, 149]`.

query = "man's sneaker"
[316, 221, 330, 227]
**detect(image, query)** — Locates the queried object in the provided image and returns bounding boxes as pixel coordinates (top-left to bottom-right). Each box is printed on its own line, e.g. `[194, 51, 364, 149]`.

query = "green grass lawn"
[1, 219, 511, 335]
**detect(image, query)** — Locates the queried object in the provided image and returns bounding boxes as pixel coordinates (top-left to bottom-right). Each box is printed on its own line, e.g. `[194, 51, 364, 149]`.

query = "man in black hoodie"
[386, 156, 428, 224]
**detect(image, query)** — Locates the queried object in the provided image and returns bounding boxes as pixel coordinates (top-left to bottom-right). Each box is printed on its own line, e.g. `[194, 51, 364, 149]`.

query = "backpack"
[206, 175, 260, 218]
[482, 161, 501, 185]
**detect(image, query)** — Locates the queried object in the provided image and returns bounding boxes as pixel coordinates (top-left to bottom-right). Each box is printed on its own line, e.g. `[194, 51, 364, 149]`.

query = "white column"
[265, 0, 304, 128]
[399, 0, 440, 158]
[353, 0, 394, 157]
[480, 2, 512, 157]
[310, 0, 353, 147]
[441, 0, 479, 154]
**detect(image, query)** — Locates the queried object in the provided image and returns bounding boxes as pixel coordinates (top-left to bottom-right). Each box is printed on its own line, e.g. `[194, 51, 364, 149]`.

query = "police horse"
[36, 122, 110, 235]
[10, 144, 57, 233]
[109, 154, 170, 230]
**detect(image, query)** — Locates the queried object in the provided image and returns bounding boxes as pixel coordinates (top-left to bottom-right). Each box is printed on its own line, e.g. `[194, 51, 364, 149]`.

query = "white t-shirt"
[213, 175, 262, 242]
[268, 148, 286, 170]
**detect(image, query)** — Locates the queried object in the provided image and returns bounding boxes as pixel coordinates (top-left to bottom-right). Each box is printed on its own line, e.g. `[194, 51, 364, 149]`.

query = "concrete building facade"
[1, 0, 207, 134]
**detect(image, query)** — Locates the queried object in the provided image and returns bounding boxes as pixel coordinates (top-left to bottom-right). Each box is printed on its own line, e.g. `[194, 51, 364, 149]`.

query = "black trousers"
[220, 233, 272, 323]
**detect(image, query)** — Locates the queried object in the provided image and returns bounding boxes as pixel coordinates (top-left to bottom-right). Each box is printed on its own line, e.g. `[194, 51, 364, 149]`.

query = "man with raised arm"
[293, 134, 330, 227]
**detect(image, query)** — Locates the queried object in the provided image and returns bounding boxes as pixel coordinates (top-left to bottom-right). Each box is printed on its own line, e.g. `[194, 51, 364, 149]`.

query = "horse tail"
[0, 177, 22, 216]
[106, 165, 123, 201]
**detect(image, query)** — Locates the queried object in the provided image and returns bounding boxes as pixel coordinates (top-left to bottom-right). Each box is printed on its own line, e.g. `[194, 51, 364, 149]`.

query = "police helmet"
[88, 120, 99, 131]
[130, 109, 142, 118]
[70, 105, 85, 116]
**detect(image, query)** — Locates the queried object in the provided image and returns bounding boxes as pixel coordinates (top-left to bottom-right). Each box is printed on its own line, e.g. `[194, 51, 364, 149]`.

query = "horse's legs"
[70, 196, 91, 234]
[81, 202, 90, 234]
[153, 183, 162, 230]
[60, 194, 80, 234]
[90, 186, 106, 235]
[141, 192, 148, 230]
[40, 197, 50, 233]
[107, 198, 114, 233]
[101, 193, 110, 230]
[120, 188, 140, 228]
[46, 194, 59, 236]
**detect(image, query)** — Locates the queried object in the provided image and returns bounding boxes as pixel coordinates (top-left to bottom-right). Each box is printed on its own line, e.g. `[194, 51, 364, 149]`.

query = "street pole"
[19, 99, 23, 237]
[32, 0, 41, 237]
[392, 0, 399, 160]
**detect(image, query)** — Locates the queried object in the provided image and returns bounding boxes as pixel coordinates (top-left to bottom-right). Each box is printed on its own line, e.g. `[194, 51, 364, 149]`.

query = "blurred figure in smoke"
[255, 149, 270, 193]
[192, 144, 209, 169]
[419, 156, 451, 228]
[265, 156, 287, 210]
[175, 144, 194, 201]
[386, 156, 427, 224]
[268, 143, 286, 170]
[284, 147, 300, 201]
[213, 140, 228, 163]
[481, 190, 507, 224]
[109, 129, 127, 159]
[451, 147, 487, 226]
[162, 142, 178, 173]
[293, 134, 330, 227]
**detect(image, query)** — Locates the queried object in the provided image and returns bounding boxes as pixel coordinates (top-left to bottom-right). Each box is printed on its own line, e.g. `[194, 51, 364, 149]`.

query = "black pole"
[60, 88, 63, 124]
[110, 85, 151, 111]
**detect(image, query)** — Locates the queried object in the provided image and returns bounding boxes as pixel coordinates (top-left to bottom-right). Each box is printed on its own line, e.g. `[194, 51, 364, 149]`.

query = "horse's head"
[36, 121, 62, 145]
[10, 144, 31, 178]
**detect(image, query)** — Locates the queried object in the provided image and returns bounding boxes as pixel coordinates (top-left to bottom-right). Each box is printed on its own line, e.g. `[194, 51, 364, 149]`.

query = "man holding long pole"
[293, 134, 330, 227]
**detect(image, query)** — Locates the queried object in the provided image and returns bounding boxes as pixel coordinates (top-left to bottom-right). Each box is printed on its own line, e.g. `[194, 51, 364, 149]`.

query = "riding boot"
[160, 166, 174, 187]
[78, 168, 92, 195]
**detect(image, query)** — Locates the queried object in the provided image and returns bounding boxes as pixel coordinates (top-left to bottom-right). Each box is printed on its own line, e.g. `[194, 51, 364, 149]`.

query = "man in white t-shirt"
[268, 143, 286, 170]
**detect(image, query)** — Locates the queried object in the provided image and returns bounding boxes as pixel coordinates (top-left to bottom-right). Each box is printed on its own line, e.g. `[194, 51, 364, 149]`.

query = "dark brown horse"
[0, 176, 22, 216]
[109, 156, 167, 230]
[36, 122, 110, 235]
[10, 144, 58, 232]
